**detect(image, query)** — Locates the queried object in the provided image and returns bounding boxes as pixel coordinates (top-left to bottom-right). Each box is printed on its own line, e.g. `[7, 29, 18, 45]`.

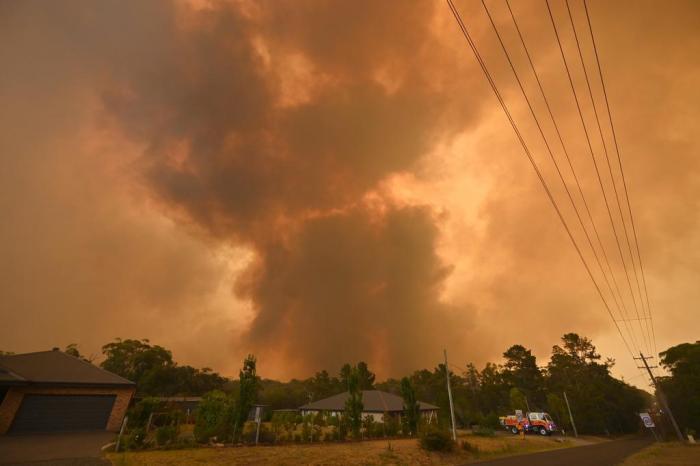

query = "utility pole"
[635, 352, 684, 442]
[563, 391, 578, 438]
[444, 349, 457, 441]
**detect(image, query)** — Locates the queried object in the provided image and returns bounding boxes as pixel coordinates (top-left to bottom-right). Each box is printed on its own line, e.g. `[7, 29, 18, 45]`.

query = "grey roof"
[0, 350, 134, 387]
[299, 390, 439, 413]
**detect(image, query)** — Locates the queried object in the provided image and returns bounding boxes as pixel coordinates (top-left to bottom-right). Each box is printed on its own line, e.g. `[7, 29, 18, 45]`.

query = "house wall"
[0, 385, 135, 434]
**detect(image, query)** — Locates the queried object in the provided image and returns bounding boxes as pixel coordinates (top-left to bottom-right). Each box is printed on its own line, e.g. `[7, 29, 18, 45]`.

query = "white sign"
[515, 409, 523, 421]
[639, 412, 655, 428]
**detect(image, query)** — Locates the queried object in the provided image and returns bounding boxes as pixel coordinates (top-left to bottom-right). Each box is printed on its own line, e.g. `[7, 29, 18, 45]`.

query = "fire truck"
[499, 411, 557, 436]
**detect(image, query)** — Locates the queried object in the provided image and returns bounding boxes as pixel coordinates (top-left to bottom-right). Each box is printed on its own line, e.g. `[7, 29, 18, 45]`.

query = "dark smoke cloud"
[2, 0, 699, 382]
[99, 0, 476, 376]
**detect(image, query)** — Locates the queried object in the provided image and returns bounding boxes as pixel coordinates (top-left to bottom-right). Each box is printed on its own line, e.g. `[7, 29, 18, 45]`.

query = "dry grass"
[107, 433, 573, 466]
[618, 442, 700, 466]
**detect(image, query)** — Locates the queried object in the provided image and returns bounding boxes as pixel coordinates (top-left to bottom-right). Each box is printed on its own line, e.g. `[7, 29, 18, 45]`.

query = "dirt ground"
[617, 442, 700, 466]
[107, 432, 577, 465]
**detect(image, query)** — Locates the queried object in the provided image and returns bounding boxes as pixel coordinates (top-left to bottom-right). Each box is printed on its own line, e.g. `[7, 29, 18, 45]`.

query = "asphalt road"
[470, 437, 652, 466]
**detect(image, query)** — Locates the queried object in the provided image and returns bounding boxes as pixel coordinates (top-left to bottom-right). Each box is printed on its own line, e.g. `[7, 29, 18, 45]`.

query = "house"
[299, 389, 439, 423]
[0, 350, 135, 434]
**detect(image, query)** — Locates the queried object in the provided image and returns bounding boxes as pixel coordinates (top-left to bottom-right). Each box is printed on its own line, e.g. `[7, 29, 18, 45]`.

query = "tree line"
[30, 334, 699, 436]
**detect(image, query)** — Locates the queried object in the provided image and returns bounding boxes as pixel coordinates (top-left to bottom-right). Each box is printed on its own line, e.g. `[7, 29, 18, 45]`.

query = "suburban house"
[0, 350, 135, 434]
[299, 389, 439, 423]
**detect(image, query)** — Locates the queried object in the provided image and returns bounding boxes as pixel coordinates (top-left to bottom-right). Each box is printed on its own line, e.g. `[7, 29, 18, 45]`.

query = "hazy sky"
[1, 0, 698, 386]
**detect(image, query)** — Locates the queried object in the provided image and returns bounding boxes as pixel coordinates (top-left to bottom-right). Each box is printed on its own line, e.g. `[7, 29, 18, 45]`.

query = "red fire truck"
[499, 411, 557, 436]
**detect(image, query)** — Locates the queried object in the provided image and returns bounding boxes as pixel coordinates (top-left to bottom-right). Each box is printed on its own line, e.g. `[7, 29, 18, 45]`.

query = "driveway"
[0, 432, 114, 465]
[469, 437, 652, 466]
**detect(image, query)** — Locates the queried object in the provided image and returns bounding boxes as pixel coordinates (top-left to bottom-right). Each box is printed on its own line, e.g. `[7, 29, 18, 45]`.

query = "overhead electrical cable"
[564, 0, 652, 355]
[582, 0, 657, 357]
[544, 0, 648, 355]
[500, 0, 640, 353]
[445, 0, 635, 359]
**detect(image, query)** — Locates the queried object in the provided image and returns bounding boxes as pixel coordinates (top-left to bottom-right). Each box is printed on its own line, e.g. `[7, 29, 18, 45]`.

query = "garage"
[0, 350, 135, 435]
[10, 394, 117, 433]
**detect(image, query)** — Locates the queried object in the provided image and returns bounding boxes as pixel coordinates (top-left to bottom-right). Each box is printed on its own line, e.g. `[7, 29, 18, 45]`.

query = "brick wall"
[0, 385, 135, 434]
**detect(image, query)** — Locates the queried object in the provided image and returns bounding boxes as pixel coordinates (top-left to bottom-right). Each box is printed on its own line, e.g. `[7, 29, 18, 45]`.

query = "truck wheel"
[538, 427, 547, 436]
[511, 426, 519, 434]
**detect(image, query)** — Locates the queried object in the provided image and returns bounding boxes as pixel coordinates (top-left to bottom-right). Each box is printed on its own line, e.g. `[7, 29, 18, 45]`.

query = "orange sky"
[1, 0, 698, 387]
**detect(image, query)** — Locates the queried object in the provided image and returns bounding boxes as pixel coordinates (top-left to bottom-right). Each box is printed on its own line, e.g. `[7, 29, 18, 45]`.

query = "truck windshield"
[544, 414, 552, 422]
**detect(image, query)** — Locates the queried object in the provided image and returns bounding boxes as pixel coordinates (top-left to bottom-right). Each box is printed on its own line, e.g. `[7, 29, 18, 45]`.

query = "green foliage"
[362, 414, 375, 438]
[194, 390, 233, 443]
[155, 425, 177, 446]
[546, 393, 568, 430]
[344, 365, 364, 439]
[64, 344, 93, 362]
[100, 338, 227, 396]
[383, 412, 399, 436]
[419, 426, 454, 452]
[478, 413, 501, 430]
[659, 340, 700, 434]
[127, 397, 162, 428]
[547, 333, 646, 434]
[400, 377, 420, 436]
[503, 345, 543, 406]
[341, 361, 375, 390]
[122, 427, 147, 451]
[234, 354, 259, 440]
[509, 387, 527, 412]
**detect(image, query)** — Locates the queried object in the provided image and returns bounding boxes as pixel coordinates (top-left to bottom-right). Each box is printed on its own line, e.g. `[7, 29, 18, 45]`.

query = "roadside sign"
[515, 410, 523, 421]
[639, 412, 655, 428]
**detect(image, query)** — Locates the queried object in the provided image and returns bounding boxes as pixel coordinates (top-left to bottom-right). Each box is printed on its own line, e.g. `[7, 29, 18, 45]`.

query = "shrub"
[127, 398, 162, 428]
[480, 413, 501, 430]
[155, 425, 178, 446]
[194, 390, 234, 443]
[383, 413, 399, 437]
[362, 415, 376, 438]
[122, 427, 147, 451]
[419, 427, 454, 452]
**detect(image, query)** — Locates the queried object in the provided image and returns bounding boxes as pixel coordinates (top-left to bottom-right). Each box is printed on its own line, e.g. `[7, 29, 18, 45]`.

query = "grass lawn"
[618, 442, 700, 466]
[107, 432, 575, 466]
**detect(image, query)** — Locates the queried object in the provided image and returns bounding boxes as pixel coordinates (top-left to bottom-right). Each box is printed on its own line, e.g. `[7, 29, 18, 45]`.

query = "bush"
[383, 413, 399, 437]
[194, 390, 234, 443]
[419, 427, 454, 452]
[155, 425, 178, 446]
[480, 413, 501, 430]
[122, 427, 147, 451]
[127, 398, 162, 428]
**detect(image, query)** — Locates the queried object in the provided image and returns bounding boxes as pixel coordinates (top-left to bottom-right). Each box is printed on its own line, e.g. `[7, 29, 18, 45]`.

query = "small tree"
[401, 377, 420, 436]
[194, 390, 233, 442]
[233, 354, 259, 441]
[344, 365, 363, 439]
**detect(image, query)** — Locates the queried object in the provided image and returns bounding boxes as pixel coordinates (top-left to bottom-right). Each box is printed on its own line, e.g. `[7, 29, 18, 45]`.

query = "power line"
[500, 0, 641, 354]
[445, 0, 634, 360]
[582, 0, 657, 357]
[563, 0, 652, 358]
[544, 0, 647, 356]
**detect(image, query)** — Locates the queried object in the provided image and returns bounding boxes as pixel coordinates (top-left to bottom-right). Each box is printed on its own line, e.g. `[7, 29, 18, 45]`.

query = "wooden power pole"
[444, 349, 457, 441]
[563, 391, 578, 438]
[635, 352, 684, 442]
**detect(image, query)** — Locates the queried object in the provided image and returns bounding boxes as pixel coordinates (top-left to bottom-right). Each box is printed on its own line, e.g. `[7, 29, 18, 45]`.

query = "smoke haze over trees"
[81, 333, 658, 435]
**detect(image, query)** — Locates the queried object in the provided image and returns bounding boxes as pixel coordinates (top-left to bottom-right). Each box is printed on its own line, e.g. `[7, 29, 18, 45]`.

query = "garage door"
[10, 394, 116, 433]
